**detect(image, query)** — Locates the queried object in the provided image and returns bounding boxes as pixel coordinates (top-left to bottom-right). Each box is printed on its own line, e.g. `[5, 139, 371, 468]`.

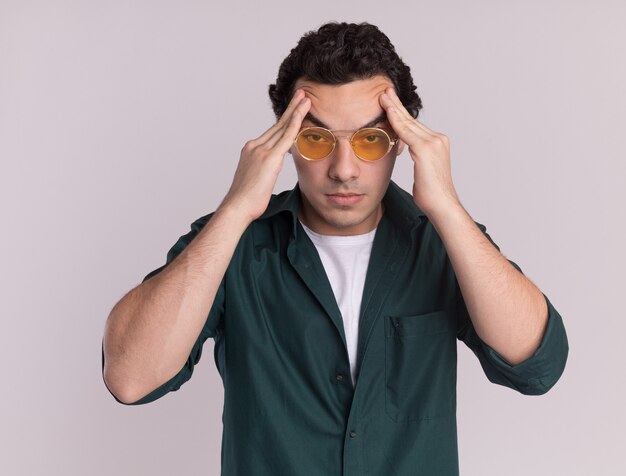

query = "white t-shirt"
[300, 220, 376, 387]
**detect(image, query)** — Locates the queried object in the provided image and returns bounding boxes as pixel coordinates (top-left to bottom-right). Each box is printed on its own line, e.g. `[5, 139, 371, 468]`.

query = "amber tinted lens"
[352, 128, 391, 161]
[295, 127, 335, 160]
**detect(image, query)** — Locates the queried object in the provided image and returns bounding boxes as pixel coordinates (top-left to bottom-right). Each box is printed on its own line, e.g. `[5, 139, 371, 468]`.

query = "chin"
[324, 214, 363, 229]
[300, 190, 382, 234]
[320, 208, 377, 233]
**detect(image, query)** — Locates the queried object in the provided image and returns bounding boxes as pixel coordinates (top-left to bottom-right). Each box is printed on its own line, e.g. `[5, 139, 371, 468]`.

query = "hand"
[221, 89, 311, 223]
[379, 87, 461, 217]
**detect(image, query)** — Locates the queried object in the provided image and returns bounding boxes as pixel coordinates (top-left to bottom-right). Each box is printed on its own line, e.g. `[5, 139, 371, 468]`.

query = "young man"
[102, 22, 568, 475]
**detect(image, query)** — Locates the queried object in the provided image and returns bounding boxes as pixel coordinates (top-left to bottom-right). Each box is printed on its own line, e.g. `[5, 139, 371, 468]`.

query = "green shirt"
[102, 181, 568, 475]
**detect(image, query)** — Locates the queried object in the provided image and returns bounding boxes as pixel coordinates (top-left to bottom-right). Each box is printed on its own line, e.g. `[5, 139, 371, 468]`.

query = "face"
[290, 75, 405, 236]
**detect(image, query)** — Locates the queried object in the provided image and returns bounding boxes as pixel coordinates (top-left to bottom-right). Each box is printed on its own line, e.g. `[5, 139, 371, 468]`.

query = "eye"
[303, 133, 329, 143]
[364, 135, 379, 143]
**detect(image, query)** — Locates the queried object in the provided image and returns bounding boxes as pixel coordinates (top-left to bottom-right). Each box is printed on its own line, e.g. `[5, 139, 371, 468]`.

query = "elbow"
[516, 349, 569, 396]
[103, 366, 143, 405]
[102, 323, 146, 405]
[517, 376, 560, 396]
[530, 338, 569, 396]
[519, 374, 560, 395]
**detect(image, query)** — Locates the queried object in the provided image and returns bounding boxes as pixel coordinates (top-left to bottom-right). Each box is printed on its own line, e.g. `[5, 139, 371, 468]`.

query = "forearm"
[102, 204, 249, 403]
[429, 202, 548, 365]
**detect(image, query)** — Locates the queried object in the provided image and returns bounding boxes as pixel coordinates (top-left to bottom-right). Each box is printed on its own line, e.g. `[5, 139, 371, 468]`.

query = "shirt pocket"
[385, 309, 457, 422]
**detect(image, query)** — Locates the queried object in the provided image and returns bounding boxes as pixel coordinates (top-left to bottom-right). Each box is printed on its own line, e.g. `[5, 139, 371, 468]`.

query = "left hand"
[379, 87, 461, 217]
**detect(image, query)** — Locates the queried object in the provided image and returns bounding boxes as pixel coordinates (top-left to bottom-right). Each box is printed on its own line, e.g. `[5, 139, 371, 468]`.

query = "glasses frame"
[294, 126, 399, 162]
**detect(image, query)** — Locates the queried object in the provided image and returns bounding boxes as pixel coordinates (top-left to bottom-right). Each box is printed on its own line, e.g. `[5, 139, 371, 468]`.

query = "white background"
[1, 0, 624, 474]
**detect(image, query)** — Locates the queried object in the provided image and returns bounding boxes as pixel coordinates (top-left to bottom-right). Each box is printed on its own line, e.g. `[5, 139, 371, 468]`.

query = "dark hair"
[268, 21, 422, 120]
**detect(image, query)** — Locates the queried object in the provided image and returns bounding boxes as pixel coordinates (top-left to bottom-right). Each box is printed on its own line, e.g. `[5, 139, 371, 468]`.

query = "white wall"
[1, 0, 624, 474]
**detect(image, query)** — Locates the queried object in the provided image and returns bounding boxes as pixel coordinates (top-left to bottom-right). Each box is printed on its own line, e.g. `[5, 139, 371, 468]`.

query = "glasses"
[294, 126, 398, 162]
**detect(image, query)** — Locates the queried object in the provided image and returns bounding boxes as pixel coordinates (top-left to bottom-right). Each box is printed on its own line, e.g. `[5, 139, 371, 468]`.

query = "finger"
[408, 116, 447, 144]
[380, 92, 422, 137]
[381, 87, 415, 123]
[255, 89, 304, 143]
[383, 100, 432, 145]
[414, 119, 437, 135]
[254, 89, 305, 143]
[388, 113, 432, 147]
[273, 97, 311, 153]
[275, 89, 306, 129]
[384, 88, 440, 137]
[264, 95, 310, 149]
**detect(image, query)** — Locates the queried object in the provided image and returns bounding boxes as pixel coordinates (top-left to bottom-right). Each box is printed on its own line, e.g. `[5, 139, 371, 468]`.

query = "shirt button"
[336, 374, 344, 381]
[349, 431, 357, 438]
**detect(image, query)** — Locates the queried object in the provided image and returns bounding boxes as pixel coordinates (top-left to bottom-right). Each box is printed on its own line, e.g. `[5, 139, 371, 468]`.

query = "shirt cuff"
[471, 292, 569, 395]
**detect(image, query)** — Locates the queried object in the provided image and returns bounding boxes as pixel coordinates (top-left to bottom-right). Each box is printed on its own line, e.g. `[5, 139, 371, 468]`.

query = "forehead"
[294, 75, 394, 130]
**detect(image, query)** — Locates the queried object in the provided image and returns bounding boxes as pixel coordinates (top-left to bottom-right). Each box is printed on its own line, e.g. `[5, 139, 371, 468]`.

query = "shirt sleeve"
[102, 212, 225, 405]
[455, 221, 569, 395]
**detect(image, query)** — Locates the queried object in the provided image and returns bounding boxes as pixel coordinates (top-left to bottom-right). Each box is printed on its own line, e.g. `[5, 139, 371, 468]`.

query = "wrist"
[216, 196, 262, 228]
[422, 197, 465, 224]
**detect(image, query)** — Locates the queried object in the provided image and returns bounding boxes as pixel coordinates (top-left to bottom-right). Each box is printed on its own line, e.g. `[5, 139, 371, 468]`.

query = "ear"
[395, 139, 406, 156]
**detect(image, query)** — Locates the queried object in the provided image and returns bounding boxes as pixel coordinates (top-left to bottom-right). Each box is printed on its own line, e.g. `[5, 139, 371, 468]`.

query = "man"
[102, 22, 568, 475]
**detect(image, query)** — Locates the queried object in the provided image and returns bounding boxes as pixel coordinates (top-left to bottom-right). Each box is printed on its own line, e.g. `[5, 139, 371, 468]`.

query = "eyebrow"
[303, 111, 388, 130]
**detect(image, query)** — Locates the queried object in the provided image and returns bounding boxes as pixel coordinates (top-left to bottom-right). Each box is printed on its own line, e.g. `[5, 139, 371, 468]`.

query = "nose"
[328, 136, 360, 183]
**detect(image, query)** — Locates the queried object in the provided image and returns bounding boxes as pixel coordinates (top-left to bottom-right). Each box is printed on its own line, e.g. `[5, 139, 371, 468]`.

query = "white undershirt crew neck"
[299, 220, 377, 387]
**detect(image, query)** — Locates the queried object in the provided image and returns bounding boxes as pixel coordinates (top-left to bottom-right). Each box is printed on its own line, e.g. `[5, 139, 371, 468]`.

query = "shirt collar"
[257, 180, 425, 232]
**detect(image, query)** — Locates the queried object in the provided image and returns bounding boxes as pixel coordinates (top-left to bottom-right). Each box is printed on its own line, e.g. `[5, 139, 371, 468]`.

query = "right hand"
[220, 89, 311, 223]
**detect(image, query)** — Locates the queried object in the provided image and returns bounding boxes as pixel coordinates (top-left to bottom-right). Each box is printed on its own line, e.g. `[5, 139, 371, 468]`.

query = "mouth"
[325, 193, 365, 206]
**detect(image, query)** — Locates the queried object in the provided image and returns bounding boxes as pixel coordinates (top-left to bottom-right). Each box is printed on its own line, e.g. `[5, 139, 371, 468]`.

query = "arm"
[429, 203, 547, 365]
[378, 87, 557, 367]
[102, 90, 311, 404]
[102, 206, 249, 404]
